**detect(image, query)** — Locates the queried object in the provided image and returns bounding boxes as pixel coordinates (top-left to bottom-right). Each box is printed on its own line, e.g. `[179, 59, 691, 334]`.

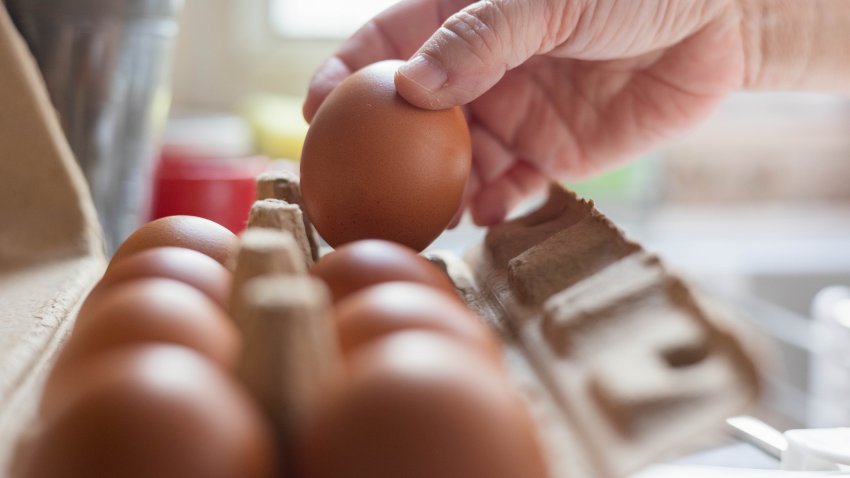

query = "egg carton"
[0, 4, 106, 473]
[250, 173, 761, 478]
[427, 185, 761, 477]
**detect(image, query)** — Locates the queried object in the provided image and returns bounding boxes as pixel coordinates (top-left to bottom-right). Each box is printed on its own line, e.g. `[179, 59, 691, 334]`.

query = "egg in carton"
[242, 171, 762, 478]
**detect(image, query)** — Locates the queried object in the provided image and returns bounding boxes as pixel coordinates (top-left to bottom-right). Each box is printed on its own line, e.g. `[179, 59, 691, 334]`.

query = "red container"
[151, 148, 268, 234]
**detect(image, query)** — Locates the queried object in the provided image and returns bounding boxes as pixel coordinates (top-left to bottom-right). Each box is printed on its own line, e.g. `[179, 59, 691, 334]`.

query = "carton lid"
[0, 2, 106, 473]
[0, 1, 103, 264]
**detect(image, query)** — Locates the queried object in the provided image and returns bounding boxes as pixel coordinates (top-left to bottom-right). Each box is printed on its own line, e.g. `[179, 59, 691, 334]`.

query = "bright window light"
[270, 0, 400, 38]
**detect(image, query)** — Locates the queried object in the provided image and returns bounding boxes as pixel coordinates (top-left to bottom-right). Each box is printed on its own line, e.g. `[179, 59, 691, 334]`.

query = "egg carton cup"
[427, 184, 761, 477]
[242, 171, 762, 477]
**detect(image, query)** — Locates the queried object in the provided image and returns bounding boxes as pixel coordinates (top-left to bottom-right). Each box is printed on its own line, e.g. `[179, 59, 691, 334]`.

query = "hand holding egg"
[300, 60, 471, 251]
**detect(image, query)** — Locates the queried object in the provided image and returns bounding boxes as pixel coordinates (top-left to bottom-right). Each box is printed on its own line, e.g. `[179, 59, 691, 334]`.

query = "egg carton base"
[428, 184, 761, 478]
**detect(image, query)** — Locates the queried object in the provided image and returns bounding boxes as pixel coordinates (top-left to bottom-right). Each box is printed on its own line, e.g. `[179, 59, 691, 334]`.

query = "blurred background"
[9, 0, 850, 434]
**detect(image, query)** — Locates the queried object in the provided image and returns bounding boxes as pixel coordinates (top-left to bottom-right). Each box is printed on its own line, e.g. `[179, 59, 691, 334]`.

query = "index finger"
[303, 0, 473, 122]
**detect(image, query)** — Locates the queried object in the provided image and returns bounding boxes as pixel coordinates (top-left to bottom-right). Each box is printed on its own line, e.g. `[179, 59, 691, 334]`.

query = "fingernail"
[398, 54, 447, 93]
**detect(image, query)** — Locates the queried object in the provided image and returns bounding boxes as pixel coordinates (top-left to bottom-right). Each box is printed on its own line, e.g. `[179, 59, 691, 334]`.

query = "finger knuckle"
[440, 3, 506, 65]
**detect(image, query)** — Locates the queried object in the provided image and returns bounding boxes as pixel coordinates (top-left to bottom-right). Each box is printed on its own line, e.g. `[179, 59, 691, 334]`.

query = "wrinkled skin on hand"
[304, 0, 746, 225]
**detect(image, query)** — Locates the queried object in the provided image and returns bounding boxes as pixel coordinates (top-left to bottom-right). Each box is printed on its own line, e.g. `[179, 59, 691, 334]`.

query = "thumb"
[395, 0, 550, 109]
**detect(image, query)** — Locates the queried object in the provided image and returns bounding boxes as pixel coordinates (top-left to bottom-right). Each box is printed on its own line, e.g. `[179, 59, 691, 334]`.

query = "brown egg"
[310, 239, 457, 303]
[23, 346, 278, 478]
[300, 60, 471, 252]
[334, 282, 498, 359]
[80, 247, 231, 320]
[297, 332, 548, 478]
[55, 278, 239, 375]
[111, 215, 238, 269]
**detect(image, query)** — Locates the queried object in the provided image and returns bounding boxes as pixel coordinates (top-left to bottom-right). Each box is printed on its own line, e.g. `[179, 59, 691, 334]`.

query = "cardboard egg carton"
[249, 172, 761, 477]
[426, 185, 761, 477]
[0, 4, 106, 473]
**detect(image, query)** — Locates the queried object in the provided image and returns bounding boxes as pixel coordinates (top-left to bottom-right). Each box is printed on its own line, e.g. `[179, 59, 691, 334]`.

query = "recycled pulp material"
[0, 3, 106, 472]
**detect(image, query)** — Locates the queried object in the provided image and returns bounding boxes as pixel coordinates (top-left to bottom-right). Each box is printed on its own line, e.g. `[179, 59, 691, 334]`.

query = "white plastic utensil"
[782, 428, 850, 471]
[727, 415, 850, 472]
[727, 415, 788, 460]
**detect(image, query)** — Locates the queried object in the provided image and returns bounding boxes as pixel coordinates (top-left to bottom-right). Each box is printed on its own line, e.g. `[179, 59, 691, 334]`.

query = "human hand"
[304, 0, 747, 226]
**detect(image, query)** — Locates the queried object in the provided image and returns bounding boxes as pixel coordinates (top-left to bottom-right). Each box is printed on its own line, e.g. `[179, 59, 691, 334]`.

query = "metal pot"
[7, 0, 185, 251]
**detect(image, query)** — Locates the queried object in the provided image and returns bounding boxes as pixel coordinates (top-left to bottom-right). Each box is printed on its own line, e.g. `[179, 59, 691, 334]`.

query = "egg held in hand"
[300, 60, 471, 252]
